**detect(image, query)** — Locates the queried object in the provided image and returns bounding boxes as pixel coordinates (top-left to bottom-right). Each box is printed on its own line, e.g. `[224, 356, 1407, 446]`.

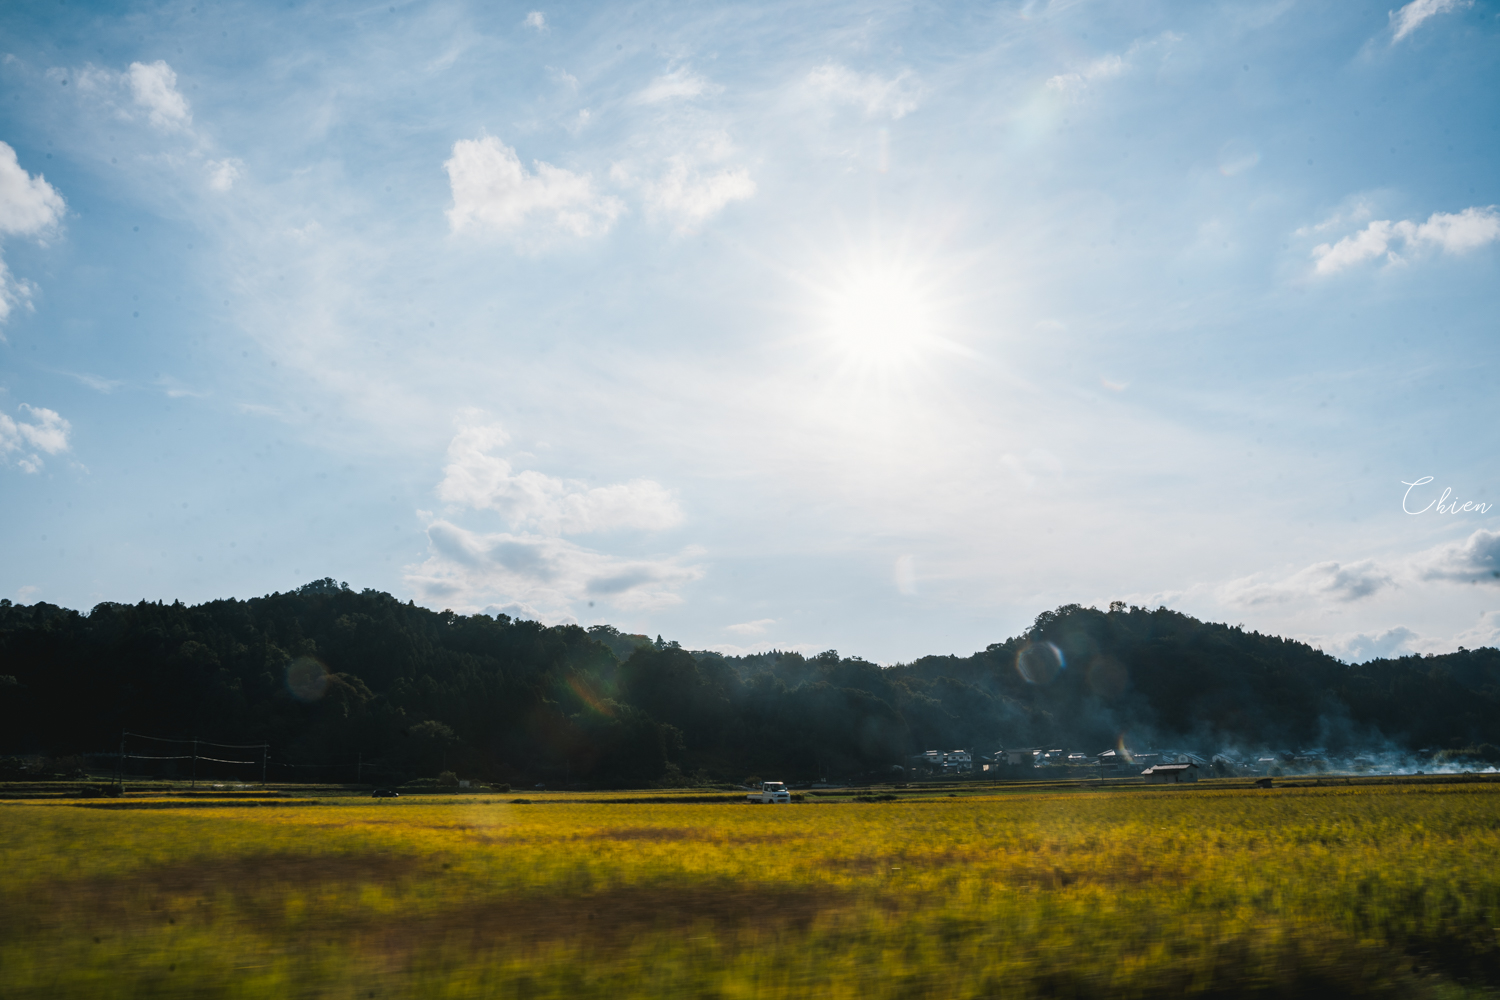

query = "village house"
[1141, 762, 1200, 784]
[1097, 749, 1127, 768]
[911, 750, 975, 773]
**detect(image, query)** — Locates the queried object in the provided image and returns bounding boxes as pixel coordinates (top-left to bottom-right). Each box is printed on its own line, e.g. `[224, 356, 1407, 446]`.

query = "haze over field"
[1, 0, 1497, 664]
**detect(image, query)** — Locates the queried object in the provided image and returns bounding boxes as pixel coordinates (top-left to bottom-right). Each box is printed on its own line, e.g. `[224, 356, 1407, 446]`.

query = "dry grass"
[2, 783, 1499, 998]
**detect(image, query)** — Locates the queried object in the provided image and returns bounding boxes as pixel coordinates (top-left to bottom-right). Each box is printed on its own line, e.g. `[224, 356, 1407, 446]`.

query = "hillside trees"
[2, 586, 1499, 784]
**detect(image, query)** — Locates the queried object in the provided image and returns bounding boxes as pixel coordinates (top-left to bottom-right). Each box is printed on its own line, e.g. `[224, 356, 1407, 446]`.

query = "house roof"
[1141, 763, 1198, 774]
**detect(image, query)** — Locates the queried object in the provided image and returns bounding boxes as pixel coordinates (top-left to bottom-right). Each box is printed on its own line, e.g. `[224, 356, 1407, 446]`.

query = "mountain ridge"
[2, 579, 1495, 785]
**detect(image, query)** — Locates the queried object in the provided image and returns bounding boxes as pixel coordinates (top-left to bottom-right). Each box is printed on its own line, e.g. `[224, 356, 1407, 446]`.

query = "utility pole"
[261, 745, 268, 788]
[118, 731, 125, 794]
[191, 738, 198, 789]
[357, 752, 363, 785]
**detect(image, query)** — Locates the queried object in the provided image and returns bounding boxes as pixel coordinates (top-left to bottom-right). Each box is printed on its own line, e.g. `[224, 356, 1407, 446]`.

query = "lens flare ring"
[1016, 642, 1065, 685]
[285, 656, 330, 701]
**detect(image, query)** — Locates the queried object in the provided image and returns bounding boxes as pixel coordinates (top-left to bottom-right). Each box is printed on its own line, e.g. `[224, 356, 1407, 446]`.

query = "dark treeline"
[2, 580, 1497, 786]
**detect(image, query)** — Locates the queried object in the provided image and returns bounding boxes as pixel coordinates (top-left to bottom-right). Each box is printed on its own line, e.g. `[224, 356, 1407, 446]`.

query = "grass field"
[3, 781, 1499, 999]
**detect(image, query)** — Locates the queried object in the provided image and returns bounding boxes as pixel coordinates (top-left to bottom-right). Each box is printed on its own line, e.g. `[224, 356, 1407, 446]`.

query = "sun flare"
[821, 263, 936, 370]
[813, 253, 951, 376]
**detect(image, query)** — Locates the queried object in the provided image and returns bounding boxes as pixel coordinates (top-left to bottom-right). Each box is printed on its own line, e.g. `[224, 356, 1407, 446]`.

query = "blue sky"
[1, 0, 1498, 663]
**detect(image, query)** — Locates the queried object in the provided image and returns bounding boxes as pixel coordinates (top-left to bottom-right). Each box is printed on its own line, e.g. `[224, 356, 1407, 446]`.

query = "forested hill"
[2, 580, 1497, 785]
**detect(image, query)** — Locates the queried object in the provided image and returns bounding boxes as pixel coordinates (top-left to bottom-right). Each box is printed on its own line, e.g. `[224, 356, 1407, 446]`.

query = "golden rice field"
[3, 782, 1500, 999]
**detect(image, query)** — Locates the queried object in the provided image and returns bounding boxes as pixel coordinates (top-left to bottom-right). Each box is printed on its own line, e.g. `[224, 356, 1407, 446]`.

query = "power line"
[122, 731, 267, 750]
[114, 732, 394, 787]
[118, 730, 270, 791]
[121, 754, 259, 764]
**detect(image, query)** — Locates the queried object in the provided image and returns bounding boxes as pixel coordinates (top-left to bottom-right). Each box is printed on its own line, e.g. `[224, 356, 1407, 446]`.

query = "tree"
[409, 720, 458, 774]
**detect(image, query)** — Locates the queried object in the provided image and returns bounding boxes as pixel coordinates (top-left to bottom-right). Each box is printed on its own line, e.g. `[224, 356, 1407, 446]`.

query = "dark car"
[371, 788, 400, 798]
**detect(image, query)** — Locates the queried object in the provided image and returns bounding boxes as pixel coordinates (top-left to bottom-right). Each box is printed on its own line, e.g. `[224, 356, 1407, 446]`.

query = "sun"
[816, 251, 954, 377]
[778, 232, 983, 408]
[820, 262, 936, 371]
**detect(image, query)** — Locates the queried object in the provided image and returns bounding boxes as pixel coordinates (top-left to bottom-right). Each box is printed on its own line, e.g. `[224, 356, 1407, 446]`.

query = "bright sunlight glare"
[819, 260, 939, 372]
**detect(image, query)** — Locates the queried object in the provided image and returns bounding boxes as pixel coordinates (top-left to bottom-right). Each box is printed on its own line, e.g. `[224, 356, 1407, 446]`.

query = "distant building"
[911, 750, 974, 772]
[1142, 762, 1199, 784]
[1097, 749, 1131, 770]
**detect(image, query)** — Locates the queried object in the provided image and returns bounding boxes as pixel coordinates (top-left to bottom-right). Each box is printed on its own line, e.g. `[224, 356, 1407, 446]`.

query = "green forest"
[2, 579, 1497, 786]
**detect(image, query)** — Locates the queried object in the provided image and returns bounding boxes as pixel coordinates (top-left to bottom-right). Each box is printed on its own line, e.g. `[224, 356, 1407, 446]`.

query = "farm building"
[912, 750, 974, 773]
[1141, 762, 1200, 784]
[995, 748, 1042, 766]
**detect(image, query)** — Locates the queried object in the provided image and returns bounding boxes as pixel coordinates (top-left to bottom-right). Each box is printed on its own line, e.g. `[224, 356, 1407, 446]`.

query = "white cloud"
[127, 60, 191, 130]
[483, 600, 568, 625]
[207, 158, 242, 192]
[444, 136, 623, 241]
[1218, 531, 1500, 627]
[1390, 0, 1471, 42]
[726, 618, 775, 635]
[1312, 609, 1500, 663]
[1450, 610, 1500, 650]
[71, 60, 203, 139]
[805, 64, 921, 120]
[0, 403, 72, 473]
[1294, 200, 1375, 239]
[1046, 54, 1126, 95]
[631, 156, 755, 231]
[1406, 206, 1500, 252]
[609, 125, 755, 232]
[1314, 625, 1420, 663]
[411, 421, 696, 617]
[154, 375, 209, 399]
[405, 520, 703, 616]
[1414, 529, 1500, 584]
[436, 422, 682, 534]
[1045, 34, 1179, 98]
[1312, 219, 1399, 272]
[0, 142, 66, 237]
[894, 555, 917, 595]
[524, 11, 547, 31]
[0, 259, 35, 329]
[1113, 589, 1188, 611]
[1221, 559, 1394, 606]
[0, 142, 65, 331]
[634, 68, 720, 104]
[65, 371, 124, 393]
[1311, 206, 1500, 274]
